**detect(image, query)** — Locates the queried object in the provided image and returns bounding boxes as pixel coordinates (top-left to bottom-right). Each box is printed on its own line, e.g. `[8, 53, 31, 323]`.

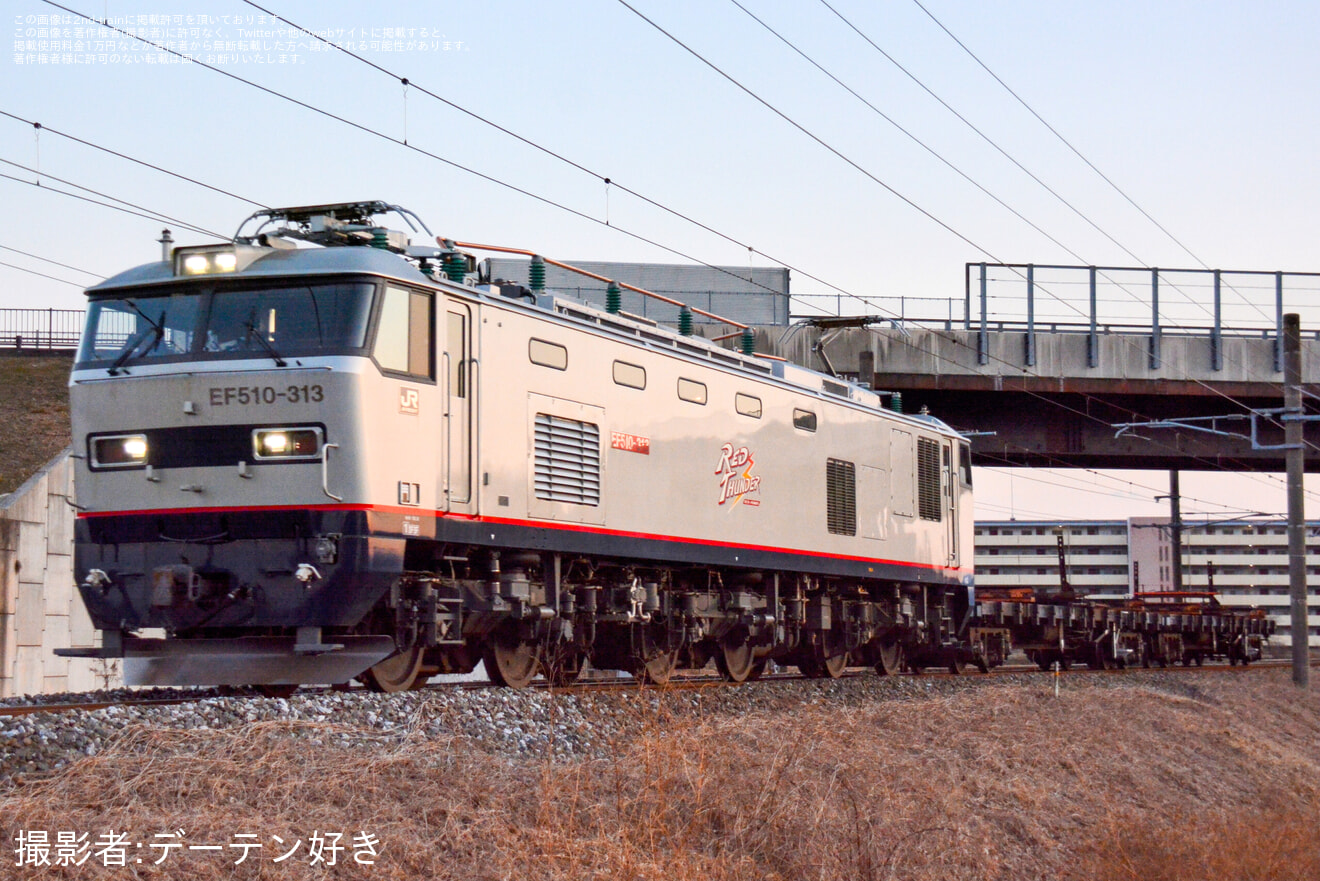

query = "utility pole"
[1168, 470, 1184, 593]
[1284, 313, 1309, 689]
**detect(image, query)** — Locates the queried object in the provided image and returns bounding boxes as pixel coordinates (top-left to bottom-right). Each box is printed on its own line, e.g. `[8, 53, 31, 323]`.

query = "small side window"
[677, 378, 707, 405]
[793, 408, 817, 432]
[447, 310, 468, 397]
[735, 393, 762, 419]
[374, 286, 434, 379]
[613, 360, 646, 389]
[529, 338, 568, 370]
[959, 441, 973, 487]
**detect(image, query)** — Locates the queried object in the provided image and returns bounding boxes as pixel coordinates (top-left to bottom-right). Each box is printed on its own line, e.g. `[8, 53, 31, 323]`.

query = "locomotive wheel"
[255, 684, 298, 699]
[801, 651, 848, 679]
[484, 633, 540, 689]
[543, 649, 585, 688]
[638, 651, 679, 685]
[361, 644, 425, 693]
[715, 639, 758, 683]
[822, 652, 848, 678]
[948, 657, 969, 675]
[875, 639, 903, 676]
[633, 623, 681, 685]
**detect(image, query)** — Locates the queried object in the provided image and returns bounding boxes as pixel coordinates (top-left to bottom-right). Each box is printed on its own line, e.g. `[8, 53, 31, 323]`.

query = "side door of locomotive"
[943, 439, 957, 567]
[443, 297, 475, 515]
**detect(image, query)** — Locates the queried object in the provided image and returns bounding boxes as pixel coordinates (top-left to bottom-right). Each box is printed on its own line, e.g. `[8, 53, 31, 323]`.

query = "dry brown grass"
[0, 355, 72, 495]
[1, 670, 1318, 880]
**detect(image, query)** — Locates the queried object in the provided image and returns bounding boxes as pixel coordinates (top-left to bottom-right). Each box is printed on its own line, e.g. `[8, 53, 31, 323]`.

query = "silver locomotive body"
[63, 202, 976, 689]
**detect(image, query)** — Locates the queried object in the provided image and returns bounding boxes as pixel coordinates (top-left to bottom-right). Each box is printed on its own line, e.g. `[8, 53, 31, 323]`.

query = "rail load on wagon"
[971, 587, 1272, 671]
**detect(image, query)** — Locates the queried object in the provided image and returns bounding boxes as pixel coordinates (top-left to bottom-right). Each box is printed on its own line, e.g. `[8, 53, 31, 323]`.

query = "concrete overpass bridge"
[728, 263, 1320, 473]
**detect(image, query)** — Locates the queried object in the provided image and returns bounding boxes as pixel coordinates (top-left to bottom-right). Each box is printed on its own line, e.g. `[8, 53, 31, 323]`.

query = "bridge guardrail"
[967, 263, 1320, 372]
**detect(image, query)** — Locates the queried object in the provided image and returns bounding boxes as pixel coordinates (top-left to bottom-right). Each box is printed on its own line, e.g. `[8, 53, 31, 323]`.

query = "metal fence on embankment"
[0, 309, 83, 351]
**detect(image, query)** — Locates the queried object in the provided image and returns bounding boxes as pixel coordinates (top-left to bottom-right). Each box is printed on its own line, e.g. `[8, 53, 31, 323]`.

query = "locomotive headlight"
[173, 244, 265, 276]
[252, 427, 323, 460]
[262, 432, 290, 454]
[90, 433, 149, 468]
[182, 254, 210, 274]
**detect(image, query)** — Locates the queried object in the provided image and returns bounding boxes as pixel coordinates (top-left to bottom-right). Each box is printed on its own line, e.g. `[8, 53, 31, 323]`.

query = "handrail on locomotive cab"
[444, 239, 752, 342]
[321, 442, 343, 502]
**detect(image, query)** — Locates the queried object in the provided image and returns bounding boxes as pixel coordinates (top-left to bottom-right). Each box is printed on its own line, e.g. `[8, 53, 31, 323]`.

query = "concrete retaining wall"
[0, 448, 119, 696]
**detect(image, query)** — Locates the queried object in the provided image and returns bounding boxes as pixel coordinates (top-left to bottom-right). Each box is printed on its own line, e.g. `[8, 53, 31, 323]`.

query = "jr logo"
[399, 387, 420, 415]
[714, 443, 762, 507]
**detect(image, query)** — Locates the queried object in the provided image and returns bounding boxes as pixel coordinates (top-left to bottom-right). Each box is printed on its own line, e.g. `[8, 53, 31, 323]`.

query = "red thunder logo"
[715, 443, 762, 507]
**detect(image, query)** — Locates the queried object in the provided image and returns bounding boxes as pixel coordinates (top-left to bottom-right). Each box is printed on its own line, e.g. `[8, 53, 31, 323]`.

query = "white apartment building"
[975, 518, 1320, 649]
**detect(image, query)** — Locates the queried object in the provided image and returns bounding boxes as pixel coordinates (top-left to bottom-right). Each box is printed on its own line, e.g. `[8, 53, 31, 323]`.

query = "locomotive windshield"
[77, 281, 376, 367]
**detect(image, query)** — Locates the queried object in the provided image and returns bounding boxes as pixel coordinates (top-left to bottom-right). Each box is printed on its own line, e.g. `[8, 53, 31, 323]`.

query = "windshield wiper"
[244, 320, 287, 367]
[108, 300, 164, 375]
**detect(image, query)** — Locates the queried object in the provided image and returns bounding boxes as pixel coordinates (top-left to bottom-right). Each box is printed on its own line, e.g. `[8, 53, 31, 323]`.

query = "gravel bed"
[0, 668, 1230, 785]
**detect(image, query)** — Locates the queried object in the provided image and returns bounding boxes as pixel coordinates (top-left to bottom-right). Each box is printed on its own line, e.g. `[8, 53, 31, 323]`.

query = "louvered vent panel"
[826, 458, 857, 536]
[917, 437, 942, 522]
[534, 413, 601, 506]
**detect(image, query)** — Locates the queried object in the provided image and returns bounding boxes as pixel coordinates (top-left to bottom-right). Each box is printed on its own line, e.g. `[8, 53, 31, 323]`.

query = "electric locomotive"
[60, 201, 977, 691]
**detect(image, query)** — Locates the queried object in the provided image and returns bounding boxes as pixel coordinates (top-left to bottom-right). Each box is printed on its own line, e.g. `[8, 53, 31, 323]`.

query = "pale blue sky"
[4, 0, 1318, 520]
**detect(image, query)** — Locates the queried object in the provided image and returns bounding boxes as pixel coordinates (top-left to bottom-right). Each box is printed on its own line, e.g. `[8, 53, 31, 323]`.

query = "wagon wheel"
[256, 683, 299, 699]
[484, 632, 540, 689]
[361, 644, 425, 693]
[875, 639, 903, 676]
[715, 637, 758, 684]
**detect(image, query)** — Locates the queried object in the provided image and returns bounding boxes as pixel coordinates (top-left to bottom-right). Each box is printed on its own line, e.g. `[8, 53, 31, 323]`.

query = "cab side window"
[375, 286, 434, 379]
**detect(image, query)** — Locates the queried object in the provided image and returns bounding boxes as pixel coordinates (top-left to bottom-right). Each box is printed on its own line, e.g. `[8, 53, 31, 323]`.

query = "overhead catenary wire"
[35, 0, 817, 312]
[234, 0, 900, 316]
[612, 0, 1306, 460]
[612, 0, 999, 262]
[908, 0, 1273, 327]
[629, 3, 1320, 483]
[0, 244, 103, 279]
[811, 0, 1270, 332]
[0, 260, 86, 288]
[724, 0, 1089, 267]
[716, 0, 1295, 412]
[908, 0, 1210, 274]
[721, 2, 1269, 332]
[817, 0, 1143, 269]
[0, 169, 224, 239]
[0, 110, 267, 209]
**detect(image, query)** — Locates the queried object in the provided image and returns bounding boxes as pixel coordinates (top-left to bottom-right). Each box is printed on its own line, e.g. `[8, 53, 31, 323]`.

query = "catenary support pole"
[1284, 313, 1309, 689]
[1169, 470, 1183, 594]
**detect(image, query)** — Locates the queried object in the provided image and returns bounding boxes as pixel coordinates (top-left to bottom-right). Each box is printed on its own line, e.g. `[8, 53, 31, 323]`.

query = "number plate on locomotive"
[208, 385, 325, 405]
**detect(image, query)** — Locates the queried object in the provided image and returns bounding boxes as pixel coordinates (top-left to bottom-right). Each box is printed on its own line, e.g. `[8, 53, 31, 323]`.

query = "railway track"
[0, 658, 1296, 719]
